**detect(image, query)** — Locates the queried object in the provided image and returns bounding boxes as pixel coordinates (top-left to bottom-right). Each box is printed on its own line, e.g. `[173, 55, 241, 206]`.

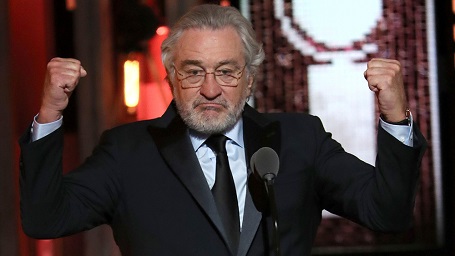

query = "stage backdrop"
[241, 0, 441, 254]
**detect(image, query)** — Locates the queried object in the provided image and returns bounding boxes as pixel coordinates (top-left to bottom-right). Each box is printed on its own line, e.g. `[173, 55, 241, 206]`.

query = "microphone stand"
[264, 174, 281, 256]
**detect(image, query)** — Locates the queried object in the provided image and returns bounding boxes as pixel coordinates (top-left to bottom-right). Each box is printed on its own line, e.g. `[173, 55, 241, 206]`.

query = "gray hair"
[161, 4, 265, 89]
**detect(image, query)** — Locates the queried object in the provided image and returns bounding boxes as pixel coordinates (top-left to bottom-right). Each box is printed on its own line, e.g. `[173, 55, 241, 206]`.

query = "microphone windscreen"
[250, 147, 279, 177]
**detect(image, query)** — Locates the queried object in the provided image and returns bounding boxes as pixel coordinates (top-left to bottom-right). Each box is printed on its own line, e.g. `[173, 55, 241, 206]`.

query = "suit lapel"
[237, 189, 261, 256]
[148, 103, 281, 256]
[147, 104, 228, 250]
[242, 105, 281, 163]
[238, 104, 281, 256]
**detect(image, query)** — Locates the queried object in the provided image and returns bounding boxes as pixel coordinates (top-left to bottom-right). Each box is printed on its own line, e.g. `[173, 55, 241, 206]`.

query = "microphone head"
[250, 147, 279, 180]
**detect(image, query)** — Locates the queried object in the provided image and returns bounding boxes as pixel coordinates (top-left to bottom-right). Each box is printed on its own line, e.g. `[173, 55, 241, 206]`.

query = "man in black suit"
[20, 4, 426, 256]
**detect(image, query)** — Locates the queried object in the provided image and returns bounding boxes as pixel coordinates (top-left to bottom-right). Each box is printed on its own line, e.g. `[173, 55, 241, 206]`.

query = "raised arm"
[364, 58, 408, 123]
[38, 57, 87, 123]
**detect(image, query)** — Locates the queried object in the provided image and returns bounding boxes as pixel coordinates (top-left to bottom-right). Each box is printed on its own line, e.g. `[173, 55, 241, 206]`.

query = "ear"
[247, 75, 254, 90]
[244, 77, 253, 99]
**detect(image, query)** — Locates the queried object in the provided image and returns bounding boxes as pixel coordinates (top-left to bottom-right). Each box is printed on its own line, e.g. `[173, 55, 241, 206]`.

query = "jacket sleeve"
[19, 126, 121, 238]
[314, 119, 427, 232]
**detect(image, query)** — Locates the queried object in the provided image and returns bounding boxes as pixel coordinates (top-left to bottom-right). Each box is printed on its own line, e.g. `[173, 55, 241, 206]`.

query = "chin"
[188, 113, 237, 134]
[175, 99, 242, 134]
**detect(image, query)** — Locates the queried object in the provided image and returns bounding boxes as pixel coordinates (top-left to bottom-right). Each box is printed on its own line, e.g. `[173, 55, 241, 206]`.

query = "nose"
[199, 73, 222, 99]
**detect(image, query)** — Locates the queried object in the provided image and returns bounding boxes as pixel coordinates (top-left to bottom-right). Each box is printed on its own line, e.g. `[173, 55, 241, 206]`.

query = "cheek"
[174, 88, 193, 102]
[225, 88, 249, 105]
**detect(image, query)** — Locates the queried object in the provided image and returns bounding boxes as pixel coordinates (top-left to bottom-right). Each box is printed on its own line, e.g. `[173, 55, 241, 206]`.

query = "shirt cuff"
[31, 114, 63, 142]
[379, 114, 414, 147]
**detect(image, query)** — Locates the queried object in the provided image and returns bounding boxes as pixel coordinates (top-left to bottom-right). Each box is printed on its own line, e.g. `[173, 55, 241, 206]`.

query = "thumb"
[80, 66, 88, 77]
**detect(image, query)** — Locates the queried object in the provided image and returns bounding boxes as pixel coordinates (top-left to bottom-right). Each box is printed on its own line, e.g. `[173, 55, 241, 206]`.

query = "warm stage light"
[156, 26, 169, 36]
[220, 0, 231, 6]
[36, 240, 53, 256]
[124, 60, 140, 109]
[66, 0, 76, 10]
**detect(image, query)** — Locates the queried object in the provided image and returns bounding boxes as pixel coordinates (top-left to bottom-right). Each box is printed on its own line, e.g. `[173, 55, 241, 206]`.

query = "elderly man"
[20, 4, 426, 256]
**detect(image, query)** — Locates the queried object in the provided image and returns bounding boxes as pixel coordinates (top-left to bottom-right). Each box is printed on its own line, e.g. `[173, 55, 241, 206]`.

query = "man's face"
[171, 27, 253, 135]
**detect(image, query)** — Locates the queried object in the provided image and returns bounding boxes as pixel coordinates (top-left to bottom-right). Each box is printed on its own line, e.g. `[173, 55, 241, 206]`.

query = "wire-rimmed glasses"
[174, 65, 247, 88]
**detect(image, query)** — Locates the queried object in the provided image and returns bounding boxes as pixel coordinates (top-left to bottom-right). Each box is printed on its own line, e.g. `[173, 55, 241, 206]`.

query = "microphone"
[250, 147, 280, 184]
[250, 147, 281, 256]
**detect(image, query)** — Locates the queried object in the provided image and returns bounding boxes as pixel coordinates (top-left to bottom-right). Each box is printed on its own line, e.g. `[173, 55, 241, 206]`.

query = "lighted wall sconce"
[124, 59, 140, 112]
[66, 0, 77, 10]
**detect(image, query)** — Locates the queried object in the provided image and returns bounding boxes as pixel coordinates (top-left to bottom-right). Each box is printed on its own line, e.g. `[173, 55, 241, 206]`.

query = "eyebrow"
[179, 59, 203, 66]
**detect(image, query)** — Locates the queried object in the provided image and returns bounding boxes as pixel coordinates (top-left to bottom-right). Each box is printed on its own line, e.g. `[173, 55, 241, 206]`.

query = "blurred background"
[0, 0, 454, 255]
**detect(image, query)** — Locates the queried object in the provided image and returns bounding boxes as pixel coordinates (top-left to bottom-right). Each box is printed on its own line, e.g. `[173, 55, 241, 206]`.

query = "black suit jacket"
[19, 102, 427, 256]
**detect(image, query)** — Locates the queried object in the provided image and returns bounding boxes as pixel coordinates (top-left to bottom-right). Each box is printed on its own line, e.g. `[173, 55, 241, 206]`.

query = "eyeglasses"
[174, 65, 247, 88]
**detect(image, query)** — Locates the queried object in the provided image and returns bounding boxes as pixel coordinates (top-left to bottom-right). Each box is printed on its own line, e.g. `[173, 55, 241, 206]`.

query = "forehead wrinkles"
[174, 28, 245, 67]
[178, 59, 242, 69]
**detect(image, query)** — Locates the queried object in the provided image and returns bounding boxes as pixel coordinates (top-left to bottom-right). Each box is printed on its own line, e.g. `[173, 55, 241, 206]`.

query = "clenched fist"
[38, 58, 87, 123]
[364, 58, 408, 123]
